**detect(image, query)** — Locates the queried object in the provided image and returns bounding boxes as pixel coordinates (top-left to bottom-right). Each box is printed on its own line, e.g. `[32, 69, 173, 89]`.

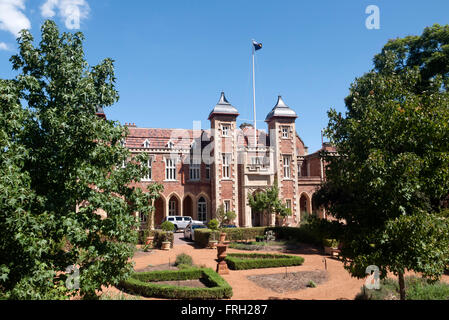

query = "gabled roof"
[265, 96, 298, 121]
[208, 92, 239, 120]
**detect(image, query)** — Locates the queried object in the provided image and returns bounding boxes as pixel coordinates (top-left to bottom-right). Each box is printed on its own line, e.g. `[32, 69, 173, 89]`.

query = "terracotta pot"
[216, 244, 227, 260]
[145, 236, 154, 246]
[208, 240, 218, 249]
[161, 241, 171, 251]
[219, 232, 226, 243]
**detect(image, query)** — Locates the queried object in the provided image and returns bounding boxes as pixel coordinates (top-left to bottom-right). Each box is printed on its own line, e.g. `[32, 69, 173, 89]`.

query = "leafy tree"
[215, 204, 237, 226]
[314, 26, 449, 300]
[248, 182, 292, 226]
[373, 24, 449, 92]
[0, 20, 163, 299]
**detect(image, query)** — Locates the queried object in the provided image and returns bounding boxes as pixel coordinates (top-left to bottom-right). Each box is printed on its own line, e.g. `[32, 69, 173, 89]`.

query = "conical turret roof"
[265, 96, 297, 121]
[208, 92, 239, 120]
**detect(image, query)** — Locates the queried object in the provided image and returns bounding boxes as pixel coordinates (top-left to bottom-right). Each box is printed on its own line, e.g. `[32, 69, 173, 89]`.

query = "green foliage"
[160, 221, 175, 232]
[323, 239, 339, 248]
[175, 254, 193, 267]
[207, 219, 219, 231]
[194, 227, 267, 248]
[0, 20, 163, 299]
[373, 24, 449, 91]
[356, 276, 449, 300]
[118, 268, 233, 299]
[247, 181, 292, 224]
[307, 280, 317, 288]
[314, 25, 449, 299]
[225, 253, 304, 270]
[152, 231, 174, 249]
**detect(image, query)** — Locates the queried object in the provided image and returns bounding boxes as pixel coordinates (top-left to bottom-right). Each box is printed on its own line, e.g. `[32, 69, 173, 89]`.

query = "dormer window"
[167, 141, 174, 148]
[222, 125, 230, 137]
[142, 139, 150, 148]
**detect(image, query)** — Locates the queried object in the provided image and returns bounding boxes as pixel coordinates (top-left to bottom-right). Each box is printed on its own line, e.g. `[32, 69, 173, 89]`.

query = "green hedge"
[194, 225, 325, 248]
[194, 227, 267, 248]
[225, 252, 304, 270]
[118, 268, 232, 299]
[266, 226, 323, 246]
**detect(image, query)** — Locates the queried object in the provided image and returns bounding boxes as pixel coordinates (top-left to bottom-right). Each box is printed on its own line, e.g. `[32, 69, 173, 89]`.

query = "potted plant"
[208, 219, 219, 248]
[323, 238, 339, 255]
[160, 221, 174, 250]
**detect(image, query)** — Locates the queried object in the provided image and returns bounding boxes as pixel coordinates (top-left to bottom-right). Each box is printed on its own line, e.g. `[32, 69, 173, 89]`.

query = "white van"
[163, 216, 193, 232]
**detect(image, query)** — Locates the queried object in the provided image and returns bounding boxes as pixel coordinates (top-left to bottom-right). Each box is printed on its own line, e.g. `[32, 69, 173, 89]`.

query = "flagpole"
[252, 41, 257, 147]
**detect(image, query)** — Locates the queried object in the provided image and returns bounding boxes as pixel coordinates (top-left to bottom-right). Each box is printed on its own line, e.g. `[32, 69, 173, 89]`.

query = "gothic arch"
[299, 192, 312, 215]
[166, 192, 182, 216]
[196, 192, 211, 221]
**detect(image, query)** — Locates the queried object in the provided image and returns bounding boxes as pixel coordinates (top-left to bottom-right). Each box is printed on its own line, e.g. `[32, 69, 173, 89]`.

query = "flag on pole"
[252, 40, 262, 51]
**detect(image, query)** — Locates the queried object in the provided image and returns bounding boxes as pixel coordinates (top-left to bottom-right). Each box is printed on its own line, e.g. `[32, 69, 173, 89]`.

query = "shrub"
[194, 227, 267, 248]
[175, 253, 193, 267]
[355, 276, 449, 300]
[208, 219, 219, 231]
[118, 268, 233, 299]
[307, 280, 317, 288]
[225, 252, 304, 270]
[152, 230, 174, 249]
[323, 239, 339, 248]
[161, 221, 175, 232]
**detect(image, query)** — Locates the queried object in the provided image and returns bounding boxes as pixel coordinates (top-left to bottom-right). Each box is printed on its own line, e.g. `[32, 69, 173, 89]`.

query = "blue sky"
[1, 0, 449, 152]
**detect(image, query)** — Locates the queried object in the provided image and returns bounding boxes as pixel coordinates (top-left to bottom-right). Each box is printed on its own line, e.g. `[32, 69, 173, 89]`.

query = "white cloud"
[40, 0, 90, 30]
[0, 0, 31, 37]
[0, 42, 11, 51]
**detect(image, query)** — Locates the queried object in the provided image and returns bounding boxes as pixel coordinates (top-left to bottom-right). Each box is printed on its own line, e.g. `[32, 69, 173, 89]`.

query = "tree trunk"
[398, 271, 406, 300]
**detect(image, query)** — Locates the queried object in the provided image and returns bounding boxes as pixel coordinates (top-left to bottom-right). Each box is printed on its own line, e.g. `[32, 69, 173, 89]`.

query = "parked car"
[220, 224, 237, 228]
[184, 222, 207, 241]
[163, 216, 193, 232]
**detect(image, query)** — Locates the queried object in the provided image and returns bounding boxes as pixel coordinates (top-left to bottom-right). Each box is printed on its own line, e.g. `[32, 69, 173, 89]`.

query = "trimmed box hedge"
[225, 252, 304, 270]
[118, 268, 232, 299]
[194, 227, 267, 248]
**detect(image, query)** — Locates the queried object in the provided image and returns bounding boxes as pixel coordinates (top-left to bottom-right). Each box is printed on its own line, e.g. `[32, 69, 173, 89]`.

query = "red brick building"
[122, 93, 335, 228]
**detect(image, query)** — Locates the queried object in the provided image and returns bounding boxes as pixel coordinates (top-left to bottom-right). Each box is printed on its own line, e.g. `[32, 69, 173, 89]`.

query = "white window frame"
[189, 162, 200, 181]
[281, 126, 289, 138]
[286, 199, 292, 210]
[283, 155, 291, 179]
[143, 139, 151, 148]
[169, 199, 177, 216]
[222, 125, 230, 137]
[165, 158, 177, 181]
[205, 164, 210, 180]
[222, 154, 231, 179]
[142, 158, 152, 181]
[139, 212, 147, 223]
[167, 141, 174, 148]
[197, 197, 207, 222]
[224, 200, 231, 213]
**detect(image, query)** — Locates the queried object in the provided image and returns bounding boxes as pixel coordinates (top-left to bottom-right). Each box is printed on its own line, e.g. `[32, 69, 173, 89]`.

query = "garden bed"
[247, 270, 328, 293]
[225, 252, 304, 270]
[118, 268, 233, 299]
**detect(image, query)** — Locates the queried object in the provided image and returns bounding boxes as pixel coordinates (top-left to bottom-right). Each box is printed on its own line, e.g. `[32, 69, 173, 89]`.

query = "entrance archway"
[183, 195, 193, 218]
[300, 193, 311, 219]
[168, 195, 180, 216]
[197, 197, 207, 222]
[154, 197, 165, 227]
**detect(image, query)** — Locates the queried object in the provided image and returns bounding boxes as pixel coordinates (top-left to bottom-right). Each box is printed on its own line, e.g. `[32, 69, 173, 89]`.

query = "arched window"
[197, 197, 207, 222]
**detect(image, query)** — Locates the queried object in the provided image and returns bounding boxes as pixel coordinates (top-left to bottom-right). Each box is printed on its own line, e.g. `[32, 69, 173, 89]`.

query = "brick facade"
[123, 93, 336, 228]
